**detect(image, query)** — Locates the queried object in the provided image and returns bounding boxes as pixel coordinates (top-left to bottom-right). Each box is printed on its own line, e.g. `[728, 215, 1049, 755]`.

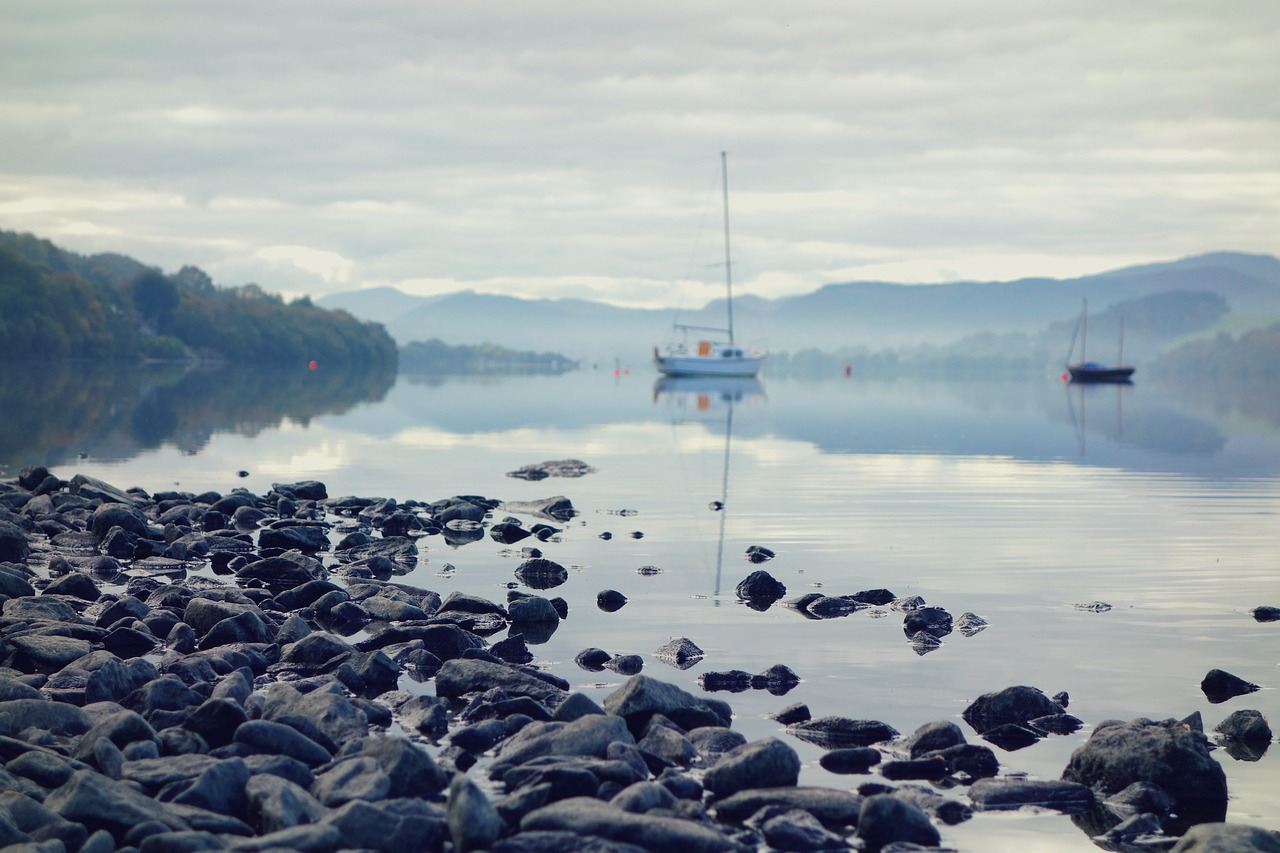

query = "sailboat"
[654, 152, 766, 378]
[1065, 297, 1135, 383]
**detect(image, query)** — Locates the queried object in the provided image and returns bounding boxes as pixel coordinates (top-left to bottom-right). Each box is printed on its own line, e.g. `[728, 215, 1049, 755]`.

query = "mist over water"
[5, 365, 1278, 850]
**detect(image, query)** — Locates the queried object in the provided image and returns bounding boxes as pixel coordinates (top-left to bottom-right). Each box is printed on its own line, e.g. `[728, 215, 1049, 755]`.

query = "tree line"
[0, 231, 396, 366]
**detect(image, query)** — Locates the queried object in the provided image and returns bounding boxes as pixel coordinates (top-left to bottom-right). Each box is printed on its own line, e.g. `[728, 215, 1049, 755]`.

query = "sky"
[2, 1, 1278, 309]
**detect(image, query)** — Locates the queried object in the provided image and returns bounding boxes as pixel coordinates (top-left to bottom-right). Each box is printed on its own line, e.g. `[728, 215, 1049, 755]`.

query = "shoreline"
[0, 467, 1271, 852]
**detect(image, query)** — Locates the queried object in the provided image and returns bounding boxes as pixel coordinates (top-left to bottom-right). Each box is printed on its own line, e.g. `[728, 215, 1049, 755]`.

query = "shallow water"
[5, 367, 1278, 849]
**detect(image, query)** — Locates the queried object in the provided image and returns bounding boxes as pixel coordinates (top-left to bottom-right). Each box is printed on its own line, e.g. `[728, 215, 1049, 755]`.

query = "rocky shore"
[0, 466, 1275, 853]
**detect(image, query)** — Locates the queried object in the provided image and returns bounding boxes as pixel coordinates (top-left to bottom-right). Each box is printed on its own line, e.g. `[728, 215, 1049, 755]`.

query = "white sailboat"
[654, 152, 766, 378]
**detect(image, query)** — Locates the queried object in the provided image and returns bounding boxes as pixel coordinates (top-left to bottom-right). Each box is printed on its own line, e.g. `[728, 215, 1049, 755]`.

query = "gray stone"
[351, 735, 449, 798]
[1214, 709, 1272, 744]
[968, 777, 1094, 812]
[713, 786, 863, 827]
[962, 685, 1064, 734]
[1061, 717, 1227, 830]
[234, 720, 332, 766]
[761, 808, 849, 852]
[857, 794, 940, 851]
[168, 757, 250, 817]
[1171, 823, 1280, 853]
[311, 756, 390, 807]
[786, 716, 899, 748]
[45, 769, 192, 838]
[448, 774, 506, 853]
[436, 658, 569, 706]
[602, 675, 731, 735]
[243, 773, 325, 835]
[703, 738, 800, 799]
[493, 714, 634, 770]
[610, 781, 677, 814]
[521, 796, 739, 853]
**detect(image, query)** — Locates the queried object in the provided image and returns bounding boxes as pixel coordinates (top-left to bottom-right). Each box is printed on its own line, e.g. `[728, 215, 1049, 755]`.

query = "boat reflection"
[652, 375, 764, 410]
[653, 376, 763, 600]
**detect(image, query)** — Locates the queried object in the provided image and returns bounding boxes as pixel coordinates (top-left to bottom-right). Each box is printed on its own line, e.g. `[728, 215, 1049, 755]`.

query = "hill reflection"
[0, 360, 395, 471]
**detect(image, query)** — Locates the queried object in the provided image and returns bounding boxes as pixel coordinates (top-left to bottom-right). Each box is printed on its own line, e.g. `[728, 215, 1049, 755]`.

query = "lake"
[3, 364, 1278, 851]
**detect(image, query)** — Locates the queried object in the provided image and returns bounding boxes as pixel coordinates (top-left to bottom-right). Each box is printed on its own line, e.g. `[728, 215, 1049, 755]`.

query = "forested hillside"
[0, 231, 396, 366]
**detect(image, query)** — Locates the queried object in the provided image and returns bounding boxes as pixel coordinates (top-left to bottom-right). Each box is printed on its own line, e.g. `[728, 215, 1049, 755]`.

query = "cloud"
[1, 1, 1277, 306]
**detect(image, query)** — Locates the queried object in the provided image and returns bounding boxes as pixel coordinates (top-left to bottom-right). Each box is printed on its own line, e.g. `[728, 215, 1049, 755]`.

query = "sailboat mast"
[1117, 312, 1125, 366]
[1080, 297, 1088, 363]
[721, 151, 734, 345]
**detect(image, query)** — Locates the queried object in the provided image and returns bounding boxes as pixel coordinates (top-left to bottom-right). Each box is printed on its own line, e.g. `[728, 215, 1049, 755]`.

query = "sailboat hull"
[1068, 364, 1135, 383]
[655, 353, 765, 377]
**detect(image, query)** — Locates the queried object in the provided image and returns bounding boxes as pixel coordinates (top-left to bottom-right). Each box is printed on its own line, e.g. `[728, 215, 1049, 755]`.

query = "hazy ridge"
[320, 252, 1280, 365]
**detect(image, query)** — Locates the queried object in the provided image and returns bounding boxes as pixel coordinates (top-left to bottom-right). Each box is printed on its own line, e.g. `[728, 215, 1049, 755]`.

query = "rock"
[234, 720, 332, 765]
[703, 738, 800, 799]
[243, 773, 326, 834]
[769, 703, 811, 725]
[602, 675, 731, 736]
[818, 747, 880, 774]
[1213, 709, 1272, 744]
[1252, 606, 1280, 623]
[981, 723, 1041, 751]
[492, 714, 634, 770]
[509, 595, 560, 623]
[698, 670, 752, 693]
[596, 590, 628, 612]
[521, 797, 740, 853]
[760, 808, 847, 851]
[45, 769, 192, 838]
[604, 654, 643, 675]
[1061, 717, 1228, 831]
[1201, 668, 1260, 704]
[734, 570, 786, 609]
[1170, 823, 1280, 853]
[448, 774, 506, 852]
[923, 743, 999, 780]
[786, 717, 899, 748]
[968, 777, 1094, 812]
[574, 647, 612, 671]
[491, 522, 533, 544]
[436, 659, 569, 706]
[961, 684, 1064, 734]
[902, 606, 952, 638]
[880, 756, 949, 781]
[311, 756, 390, 807]
[514, 558, 570, 590]
[956, 612, 989, 636]
[856, 794, 940, 852]
[352, 735, 448, 798]
[901, 720, 966, 757]
[744, 545, 775, 564]
[713, 786, 863, 827]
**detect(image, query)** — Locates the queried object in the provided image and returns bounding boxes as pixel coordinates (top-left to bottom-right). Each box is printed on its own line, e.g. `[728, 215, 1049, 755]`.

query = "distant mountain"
[319, 251, 1280, 364]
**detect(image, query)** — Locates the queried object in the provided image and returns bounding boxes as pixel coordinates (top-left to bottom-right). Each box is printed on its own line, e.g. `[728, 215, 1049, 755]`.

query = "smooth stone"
[521, 796, 740, 853]
[856, 794, 941, 851]
[703, 738, 800, 799]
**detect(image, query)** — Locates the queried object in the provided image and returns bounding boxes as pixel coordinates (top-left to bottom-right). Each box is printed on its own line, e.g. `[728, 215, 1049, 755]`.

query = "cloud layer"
[2, 1, 1278, 306]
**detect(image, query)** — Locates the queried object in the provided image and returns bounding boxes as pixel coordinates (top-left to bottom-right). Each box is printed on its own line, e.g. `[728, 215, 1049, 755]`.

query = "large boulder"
[1061, 717, 1227, 832]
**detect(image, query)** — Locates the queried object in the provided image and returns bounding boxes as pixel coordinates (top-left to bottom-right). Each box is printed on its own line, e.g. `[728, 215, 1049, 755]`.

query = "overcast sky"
[2, 2, 1278, 308]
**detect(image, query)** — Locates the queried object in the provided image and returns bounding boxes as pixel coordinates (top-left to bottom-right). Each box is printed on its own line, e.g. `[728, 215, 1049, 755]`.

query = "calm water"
[4, 366, 1278, 851]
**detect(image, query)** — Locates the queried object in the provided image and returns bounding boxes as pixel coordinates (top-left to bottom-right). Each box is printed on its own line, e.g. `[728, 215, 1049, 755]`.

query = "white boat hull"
[654, 353, 765, 377]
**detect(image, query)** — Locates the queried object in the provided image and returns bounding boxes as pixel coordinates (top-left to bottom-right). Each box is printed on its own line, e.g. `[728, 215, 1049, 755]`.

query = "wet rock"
[769, 702, 810, 725]
[744, 545, 775, 564]
[924, 742, 999, 780]
[698, 670, 752, 692]
[596, 590, 628, 612]
[604, 654, 643, 675]
[956, 612, 989, 636]
[509, 595, 560, 623]
[961, 684, 1065, 734]
[968, 777, 1095, 813]
[1061, 717, 1227, 832]
[902, 606, 952, 638]
[1213, 709, 1272, 745]
[574, 647, 612, 671]
[45, 769, 192, 838]
[521, 796, 739, 853]
[243, 773, 326, 834]
[602, 675, 731, 736]
[514, 558, 569, 590]
[491, 713, 633, 772]
[880, 756, 949, 781]
[1252, 605, 1280, 622]
[734, 570, 786, 609]
[491, 522, 533, 544]
[437, 658, 569, 706]
[760, 808, 847, 851]
[856, 794, 940, 852]
[786, 717, 899, 749]
[1201, 668, 1260, 704]
[447, 774, 506, 852]
[703, 737, 800, 799]
[501, 496, 578, 522]
[981, 723, 1041, 751]
[1170, 823, 1280, 853]
[818, 747, 880, 774]
[233, 720, 332, 766]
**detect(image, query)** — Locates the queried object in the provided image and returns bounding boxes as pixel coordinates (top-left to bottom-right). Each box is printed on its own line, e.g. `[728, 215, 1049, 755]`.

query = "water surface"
[4, 366, 1278, 850]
